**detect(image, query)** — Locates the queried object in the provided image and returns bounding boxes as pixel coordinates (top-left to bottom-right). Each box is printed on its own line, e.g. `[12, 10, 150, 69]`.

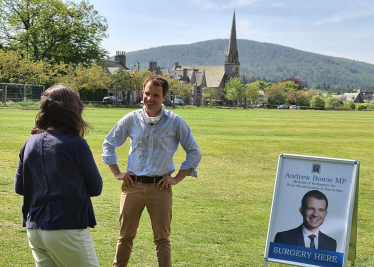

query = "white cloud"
[190, 0, 222, 10]
[237, 19, 251, 33]
[232, 0, 262, 7]
[315, 7, 374, 25]
[271, 2, 283, 7]
[191, 0, 262, 10]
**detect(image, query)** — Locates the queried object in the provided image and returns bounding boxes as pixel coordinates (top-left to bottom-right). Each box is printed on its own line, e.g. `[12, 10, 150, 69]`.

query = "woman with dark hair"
[15, 84, 103, 266]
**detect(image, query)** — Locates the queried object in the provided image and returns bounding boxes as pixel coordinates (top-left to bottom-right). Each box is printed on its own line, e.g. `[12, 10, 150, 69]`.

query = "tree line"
[223, 77, 374, 110]
[1, 0, 373, 105]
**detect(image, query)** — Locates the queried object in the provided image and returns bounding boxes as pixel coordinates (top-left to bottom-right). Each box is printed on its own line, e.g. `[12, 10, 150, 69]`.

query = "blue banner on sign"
[268, 242, 344, 267]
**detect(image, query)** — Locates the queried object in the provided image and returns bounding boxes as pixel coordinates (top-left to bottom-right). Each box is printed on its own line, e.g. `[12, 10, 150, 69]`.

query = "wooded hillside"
[120, 39, 374, 89]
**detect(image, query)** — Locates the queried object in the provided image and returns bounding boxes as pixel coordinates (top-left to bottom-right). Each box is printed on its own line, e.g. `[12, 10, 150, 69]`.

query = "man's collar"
[142, 105, 165, 125]
[302, 225, 320, 238]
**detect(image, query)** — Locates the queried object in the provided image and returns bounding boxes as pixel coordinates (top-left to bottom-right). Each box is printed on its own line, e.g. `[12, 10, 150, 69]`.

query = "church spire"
[225, 12, 240, 78]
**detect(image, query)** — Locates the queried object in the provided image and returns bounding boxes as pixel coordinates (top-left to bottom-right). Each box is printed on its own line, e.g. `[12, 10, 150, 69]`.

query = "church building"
[105, 12, 241, 106]
[159, 12, 240, 106]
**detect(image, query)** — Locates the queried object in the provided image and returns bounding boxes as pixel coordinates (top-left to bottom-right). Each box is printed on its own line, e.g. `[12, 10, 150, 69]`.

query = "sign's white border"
[264, 153, 359, 267]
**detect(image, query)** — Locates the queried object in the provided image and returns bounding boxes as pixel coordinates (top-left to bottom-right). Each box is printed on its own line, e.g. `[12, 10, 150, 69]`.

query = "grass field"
[1, 106, 373, 267]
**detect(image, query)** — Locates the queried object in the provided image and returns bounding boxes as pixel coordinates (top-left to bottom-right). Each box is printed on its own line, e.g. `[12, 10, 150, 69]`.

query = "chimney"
[114, 51, 126, 68]
[183, 68, 188, 80]
[357, 87, 361, 93]
[174, 61, 179, 69]
[149, 61, 157, 72]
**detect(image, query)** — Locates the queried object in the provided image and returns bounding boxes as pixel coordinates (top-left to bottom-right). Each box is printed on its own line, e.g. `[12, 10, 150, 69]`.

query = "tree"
[244, 82, 260, 106]
[343, 102, 355, 110]
[310, 96, 325, 109]
[0, 0, 108, 65]
[112, 69, 153, 103]
[312, 84, 321, 90]
[265, 83, 286, 107]
[53, 62, 111, 92]
[324, 97, 342, 109]
[255, 80, 273, 91]
[0, 49, 52, 85]
[281, 81, 299, 91]
[280, 77, 303, 89]
[110, 69, 133, 104]
[172, 80, 194, 103]
[306, 89, 318, 99]
[203, 87, 216, 107]
[224, 78, 244, 106]
[285, 89, 310, 106]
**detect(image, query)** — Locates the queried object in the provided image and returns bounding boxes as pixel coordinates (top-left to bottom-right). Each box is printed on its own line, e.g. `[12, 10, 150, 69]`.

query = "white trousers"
[27, 228, 100, 267]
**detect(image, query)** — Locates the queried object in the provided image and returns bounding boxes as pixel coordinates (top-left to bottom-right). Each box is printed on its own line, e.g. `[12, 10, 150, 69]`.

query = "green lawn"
[1, 106, 373, 267]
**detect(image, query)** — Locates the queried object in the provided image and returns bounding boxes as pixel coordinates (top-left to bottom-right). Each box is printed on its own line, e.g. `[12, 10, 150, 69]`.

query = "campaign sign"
[264, 154, 359, 267]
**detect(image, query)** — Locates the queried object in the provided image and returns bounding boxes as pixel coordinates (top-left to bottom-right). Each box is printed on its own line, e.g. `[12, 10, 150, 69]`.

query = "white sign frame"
[264, 153, 359, 267]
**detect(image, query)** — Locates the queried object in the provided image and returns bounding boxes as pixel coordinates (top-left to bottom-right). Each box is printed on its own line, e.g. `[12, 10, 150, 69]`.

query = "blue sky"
[88, 0, 374, 65]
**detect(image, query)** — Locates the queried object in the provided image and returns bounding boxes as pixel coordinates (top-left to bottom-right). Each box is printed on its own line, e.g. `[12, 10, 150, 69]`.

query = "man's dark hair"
[31, 84, 92, 137]
[301, 190, 328, 210]
[143, 75, 169, 96]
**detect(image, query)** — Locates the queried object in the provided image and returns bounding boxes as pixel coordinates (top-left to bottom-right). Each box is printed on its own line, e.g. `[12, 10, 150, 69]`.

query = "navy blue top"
[15, 131, 103, 230]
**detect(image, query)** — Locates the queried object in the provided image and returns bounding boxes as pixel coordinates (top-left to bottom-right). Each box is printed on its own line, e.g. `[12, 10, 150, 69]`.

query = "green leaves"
[309, 96, 325, 108]
[244, 83, 260, 102]
[203, 87, 216, 106]
[224, 77, 243, 102]
[324, 97, 343, 109]
[0, 0, 108, 64]
[0, 50, 111, 91]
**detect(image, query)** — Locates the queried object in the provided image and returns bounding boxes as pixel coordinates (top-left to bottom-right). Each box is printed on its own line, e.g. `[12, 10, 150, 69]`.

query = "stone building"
[104, 51, 129, 75]
[358, 87, 374, 103]
[332, 87, 374, 104]
[105, 12, 241, 106]
[161, 12, 240, 106]
[224, 12, 240, 81]
[104, 51, 143, 103]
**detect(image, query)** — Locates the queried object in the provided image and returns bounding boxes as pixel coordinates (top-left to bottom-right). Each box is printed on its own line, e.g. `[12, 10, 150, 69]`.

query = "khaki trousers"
[27, 228, 100, 267]
[113, 182, 173, 267]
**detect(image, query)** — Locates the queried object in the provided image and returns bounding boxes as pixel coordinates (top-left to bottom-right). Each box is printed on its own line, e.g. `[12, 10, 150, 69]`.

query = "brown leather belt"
[131, 175, 163, 183]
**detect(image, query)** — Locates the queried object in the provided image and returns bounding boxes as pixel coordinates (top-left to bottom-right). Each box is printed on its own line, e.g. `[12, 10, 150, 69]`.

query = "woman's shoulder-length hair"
[31, 84, 92, 137]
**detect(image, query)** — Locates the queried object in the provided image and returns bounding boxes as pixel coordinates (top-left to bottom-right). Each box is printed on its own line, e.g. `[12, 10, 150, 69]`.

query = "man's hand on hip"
[157, 168, 192, 190]
[117, 171, 135, 187]
[157, 175, 178, 190]
[109, 164, 134, 187]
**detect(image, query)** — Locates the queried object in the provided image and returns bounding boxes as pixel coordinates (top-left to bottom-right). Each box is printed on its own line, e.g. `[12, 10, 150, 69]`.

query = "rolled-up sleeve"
[177, 119, 202, 177]
[101, 116, 129, 165]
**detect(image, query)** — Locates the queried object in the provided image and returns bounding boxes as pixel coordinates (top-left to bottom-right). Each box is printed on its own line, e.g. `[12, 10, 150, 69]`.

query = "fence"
[0, 83, 45, 107]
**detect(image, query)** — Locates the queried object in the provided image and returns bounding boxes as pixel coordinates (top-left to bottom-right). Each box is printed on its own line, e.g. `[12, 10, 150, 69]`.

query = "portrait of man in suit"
[274, 190, 337, 252]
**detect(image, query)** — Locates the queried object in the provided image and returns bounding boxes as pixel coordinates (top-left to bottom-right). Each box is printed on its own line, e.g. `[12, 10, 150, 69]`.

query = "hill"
[119, 39, 374, 89]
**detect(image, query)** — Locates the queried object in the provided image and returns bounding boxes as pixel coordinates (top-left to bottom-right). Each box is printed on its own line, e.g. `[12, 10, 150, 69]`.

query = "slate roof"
[104, 61, 128, 74]
[182, 66, 225, 88]
[332, 93, 364, 103]
[361, 90, 373, 103]
[161, 68, 207, 87]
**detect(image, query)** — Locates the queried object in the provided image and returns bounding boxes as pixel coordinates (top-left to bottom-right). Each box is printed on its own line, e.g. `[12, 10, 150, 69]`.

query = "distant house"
[332, 92, 364, 103]
[104, 51, 129, 74]
[332, 87, 374, 104]
[151, 12, 240, 106]
[178, 65, 225, 105]
[358, 87, 374, 103]
[106, 12, 242, 106]
[104, 51, 143, 103]
[159, 62, 207, 106]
